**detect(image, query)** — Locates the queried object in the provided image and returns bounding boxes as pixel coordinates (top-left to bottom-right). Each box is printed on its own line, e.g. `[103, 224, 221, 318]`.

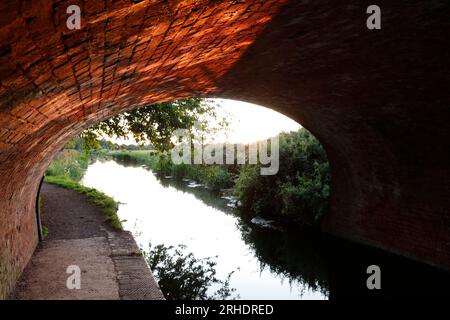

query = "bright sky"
[211, 98, 300, 144]
[109, 98, 301, 145]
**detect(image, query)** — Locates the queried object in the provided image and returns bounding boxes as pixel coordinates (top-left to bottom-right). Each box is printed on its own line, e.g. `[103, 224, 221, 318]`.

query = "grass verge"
[44, 175, 124, 230]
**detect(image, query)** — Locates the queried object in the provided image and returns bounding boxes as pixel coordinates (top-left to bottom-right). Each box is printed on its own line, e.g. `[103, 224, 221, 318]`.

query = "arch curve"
[1, 0, 450, 298]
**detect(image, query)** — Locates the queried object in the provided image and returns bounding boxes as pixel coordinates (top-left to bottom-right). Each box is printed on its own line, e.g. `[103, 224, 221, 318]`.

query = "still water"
[81, 159, 450, 300]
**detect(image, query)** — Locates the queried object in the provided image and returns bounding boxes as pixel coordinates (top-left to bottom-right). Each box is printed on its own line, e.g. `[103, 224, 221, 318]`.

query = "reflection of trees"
[105, 158, 450, 300]
[108, 156, 146, 168]
[114, 157, 330, 296]
[111, 155, 233, 211]
[160, 173, 332, 297]
[159, 177, 236, 214]
[237, 222, 330, 297]
[145, 243, 238, 300]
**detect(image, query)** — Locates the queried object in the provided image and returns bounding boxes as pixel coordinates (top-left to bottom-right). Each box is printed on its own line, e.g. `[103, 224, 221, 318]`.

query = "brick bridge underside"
[1, 0, 449, 298]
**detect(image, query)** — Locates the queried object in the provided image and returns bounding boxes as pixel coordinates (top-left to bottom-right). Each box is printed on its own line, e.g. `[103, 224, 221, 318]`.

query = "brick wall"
[1, 0, 449, 298]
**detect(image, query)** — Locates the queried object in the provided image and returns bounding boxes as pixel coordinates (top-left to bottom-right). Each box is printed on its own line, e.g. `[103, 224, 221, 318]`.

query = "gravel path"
[40, 183, 115, 240]
[12, 183, 164, 300]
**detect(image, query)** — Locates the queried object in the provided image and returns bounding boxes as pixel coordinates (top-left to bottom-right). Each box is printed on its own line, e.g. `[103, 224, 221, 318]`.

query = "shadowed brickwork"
[1, 0, 449, 298]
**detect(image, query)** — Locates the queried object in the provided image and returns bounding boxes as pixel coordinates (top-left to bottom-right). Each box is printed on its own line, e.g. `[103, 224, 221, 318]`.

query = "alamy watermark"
[66, 265, 81, 290]
[366, 5, 381, 30]
[66, 5, 81, 30]
[65, 4, 381, 31]
[366, 265, 381, 290]
[170, 128, 279, 175]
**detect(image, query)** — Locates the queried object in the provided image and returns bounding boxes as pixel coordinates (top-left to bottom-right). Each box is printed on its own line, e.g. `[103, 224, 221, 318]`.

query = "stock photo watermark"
[366, 5, 381, 30]
[64, 4, 381, 31]
[66, 5, 81, 30]
[366, 265, 381, 290]
[66, 265, 81, 290]
[170, 128, 279, 175]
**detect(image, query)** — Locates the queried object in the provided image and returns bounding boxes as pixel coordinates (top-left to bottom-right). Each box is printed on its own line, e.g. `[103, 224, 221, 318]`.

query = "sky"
[210, 98, 300, 144]
[109, 98, 301, 145]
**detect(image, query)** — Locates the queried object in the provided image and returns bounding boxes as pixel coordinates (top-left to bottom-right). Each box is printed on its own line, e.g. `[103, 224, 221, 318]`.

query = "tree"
[80, 98, 226, 151]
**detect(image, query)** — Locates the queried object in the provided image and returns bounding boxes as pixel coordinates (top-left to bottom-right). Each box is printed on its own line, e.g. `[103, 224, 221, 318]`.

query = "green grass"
[109, 151, 233, 192]
[109, 150, 158, 168]
[44, 175, 124, 230]
[46, 149, 90, 182]
[42, 226, 49, 238]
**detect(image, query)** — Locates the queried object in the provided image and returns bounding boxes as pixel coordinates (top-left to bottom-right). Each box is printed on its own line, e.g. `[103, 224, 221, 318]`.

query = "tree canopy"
[80, 98, 224, 151]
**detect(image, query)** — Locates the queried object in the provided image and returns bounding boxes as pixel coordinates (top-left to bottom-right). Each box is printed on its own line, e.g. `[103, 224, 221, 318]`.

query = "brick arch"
[1, 0, 450, 298]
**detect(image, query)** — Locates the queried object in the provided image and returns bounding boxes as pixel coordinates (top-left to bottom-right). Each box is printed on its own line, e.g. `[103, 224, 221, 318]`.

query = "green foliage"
[82, 98, 224, 152]
[42, 226, 49, 238]
[233, 165, 260, 209]
[203, 166, 232, 192]
[46, 150, 90, 182]
[145, 243, 237, 300]
[80, 130, 101, 151]
[111, 151, 232, 192]
[65, 137, 83, 150]
[234, 129, 330, 227]
[279, 161, 330, 225]
[170, 163, 190, 181]
[109, 128, 330, 227]
[44, 175, 123, 230]
[110, 150, 157, 166]
[105, 128, 330, 228]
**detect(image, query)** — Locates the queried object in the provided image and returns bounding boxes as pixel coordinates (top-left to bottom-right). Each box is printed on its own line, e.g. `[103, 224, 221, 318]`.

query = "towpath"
[12, 183, 164, 300]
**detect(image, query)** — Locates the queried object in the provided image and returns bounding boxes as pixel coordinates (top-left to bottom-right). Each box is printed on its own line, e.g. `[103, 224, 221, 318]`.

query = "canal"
[80, 158, 450, 300]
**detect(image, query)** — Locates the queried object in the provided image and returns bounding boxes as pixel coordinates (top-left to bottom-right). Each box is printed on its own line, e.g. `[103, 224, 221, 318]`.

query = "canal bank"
[81, 158, 450, 300]
[12, 159, 450, 300]
[11, 183, 164, 300]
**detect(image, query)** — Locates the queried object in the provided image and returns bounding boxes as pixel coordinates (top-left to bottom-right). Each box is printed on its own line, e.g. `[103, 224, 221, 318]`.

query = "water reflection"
[82, 159, 450, 300]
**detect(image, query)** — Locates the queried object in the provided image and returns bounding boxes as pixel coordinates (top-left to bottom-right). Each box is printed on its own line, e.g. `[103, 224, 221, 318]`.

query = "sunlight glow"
[107, 98, 301, 145]
[212, 98, 301, 144]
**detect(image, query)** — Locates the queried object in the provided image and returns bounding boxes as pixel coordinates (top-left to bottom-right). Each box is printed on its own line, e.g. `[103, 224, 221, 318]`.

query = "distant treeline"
[66, 137, 156, 152]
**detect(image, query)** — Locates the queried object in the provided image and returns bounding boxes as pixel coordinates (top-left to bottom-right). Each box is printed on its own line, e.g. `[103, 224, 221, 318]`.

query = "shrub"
[203, 166, 232, 192]
[153, 154, 173, 176]
[233, 165, 259, 209]
[171, 163, 190, 181]
[279, 161, 330, 226]
[46, 150, 90, 182]
[234, 129, 330, 227]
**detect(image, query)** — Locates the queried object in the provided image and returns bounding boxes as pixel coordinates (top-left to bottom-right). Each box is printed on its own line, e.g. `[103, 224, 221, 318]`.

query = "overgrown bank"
[111, 151, 235, 193]
[44, 128, 329, 229]
[44, 149, 123, 230]
[109, 128, 330, 228]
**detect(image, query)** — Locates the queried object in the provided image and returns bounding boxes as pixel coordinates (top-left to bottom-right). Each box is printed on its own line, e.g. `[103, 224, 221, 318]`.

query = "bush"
[234, 129, 330, 227]
[203, 166, 232, 192]
[233, 165, 259, 209]
[46, 150, 90, 182]
[279, 162, 330, 226]
[153, 154, 173, 176]
[171, 163, 190, 181]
